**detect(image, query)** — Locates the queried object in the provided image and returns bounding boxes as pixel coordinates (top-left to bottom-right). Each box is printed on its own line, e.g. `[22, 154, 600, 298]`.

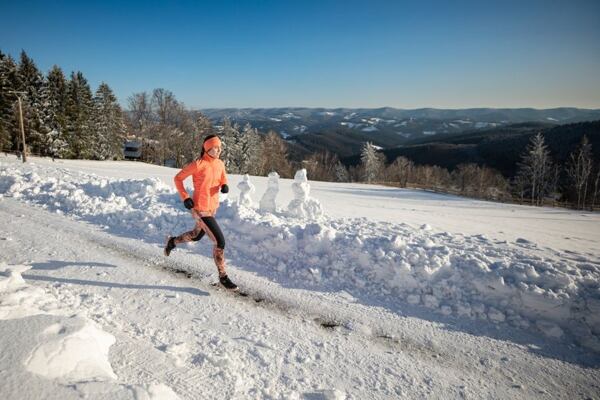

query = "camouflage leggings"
[174, 210, 227, 277]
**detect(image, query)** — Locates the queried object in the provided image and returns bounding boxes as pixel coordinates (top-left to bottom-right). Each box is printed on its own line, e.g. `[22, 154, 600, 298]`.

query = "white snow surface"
[1, 154, 600, 399]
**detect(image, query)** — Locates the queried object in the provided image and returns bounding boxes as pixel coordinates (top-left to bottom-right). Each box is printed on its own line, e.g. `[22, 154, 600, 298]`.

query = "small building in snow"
[123, 141, 142, 160]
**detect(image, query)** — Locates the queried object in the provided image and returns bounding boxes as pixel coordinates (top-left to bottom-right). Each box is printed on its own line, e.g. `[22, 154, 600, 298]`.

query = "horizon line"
[193, 105, 600, 111]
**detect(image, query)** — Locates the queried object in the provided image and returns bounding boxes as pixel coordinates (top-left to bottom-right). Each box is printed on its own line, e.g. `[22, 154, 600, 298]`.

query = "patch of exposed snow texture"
[280, 113, 301, 119]
[362, 126, 378, 132]
[293, 125, 307, 132]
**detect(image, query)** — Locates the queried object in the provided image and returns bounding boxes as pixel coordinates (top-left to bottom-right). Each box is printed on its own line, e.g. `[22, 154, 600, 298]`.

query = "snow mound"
[25, 318, 117, 382]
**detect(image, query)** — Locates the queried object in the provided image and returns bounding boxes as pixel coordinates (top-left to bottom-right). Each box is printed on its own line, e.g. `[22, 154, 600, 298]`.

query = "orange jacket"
[174, 154, 228, 214]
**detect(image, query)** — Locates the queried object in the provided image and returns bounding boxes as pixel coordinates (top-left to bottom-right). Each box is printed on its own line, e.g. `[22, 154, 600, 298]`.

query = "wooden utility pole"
[9, 90, 28, 163]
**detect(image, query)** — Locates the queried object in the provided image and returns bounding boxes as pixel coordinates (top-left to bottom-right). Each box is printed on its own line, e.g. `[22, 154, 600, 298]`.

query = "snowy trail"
[2, 198, 600, 399]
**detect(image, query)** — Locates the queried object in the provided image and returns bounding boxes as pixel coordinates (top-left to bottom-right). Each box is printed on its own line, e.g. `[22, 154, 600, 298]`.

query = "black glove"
[221, 184, 229, 194]
[183, 198, 194, 209]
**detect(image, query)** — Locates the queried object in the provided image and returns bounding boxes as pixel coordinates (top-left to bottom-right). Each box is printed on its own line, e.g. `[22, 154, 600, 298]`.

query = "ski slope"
[1, 154, 599, 399]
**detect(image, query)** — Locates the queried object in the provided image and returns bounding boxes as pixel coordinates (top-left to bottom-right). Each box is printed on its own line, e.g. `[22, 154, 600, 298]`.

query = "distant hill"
[341, 120, 600, 177]
[201, 107, 600, 160]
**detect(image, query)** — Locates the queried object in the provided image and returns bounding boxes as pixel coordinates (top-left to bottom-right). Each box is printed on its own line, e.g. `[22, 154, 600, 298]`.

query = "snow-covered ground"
[1, 154, 599, 399]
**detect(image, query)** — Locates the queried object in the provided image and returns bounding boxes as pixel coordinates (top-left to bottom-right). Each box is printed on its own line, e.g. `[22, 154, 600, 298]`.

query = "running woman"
[164, 134, 237, 290]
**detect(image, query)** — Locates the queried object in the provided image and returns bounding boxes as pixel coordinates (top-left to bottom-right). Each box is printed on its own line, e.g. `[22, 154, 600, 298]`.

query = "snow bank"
[2, 160, 600, 351]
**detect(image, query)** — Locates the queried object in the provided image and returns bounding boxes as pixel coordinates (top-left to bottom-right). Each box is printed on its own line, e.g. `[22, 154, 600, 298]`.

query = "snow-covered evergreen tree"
[516, 132, 553, 206]
[0, 52, 20, 151]
[220, 117, 238, 170]
[65, 71, 94, 159]
[92, 82, 126, 160]
[239, 123, 263, 175]
[334, 160, 349, 182]
[220, 121, 264, 174]
[360, 142, 385, 183]
[41, 65, 69, 157]
[17, 51, 46, 155]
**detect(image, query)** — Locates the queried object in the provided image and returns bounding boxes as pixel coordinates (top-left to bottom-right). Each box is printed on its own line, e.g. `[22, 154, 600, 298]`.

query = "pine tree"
[218, 117, 242, 172]
[42, 65, 69, 157]
[92, 82, 126, 160]
[515, 132, 553, 206]
[17, 51, 46, 155]
[334, 161, 350, 182]
[0, 52, 20, 151]
[65, 71, 94, 158]
[360, 142, 385, 183]
[239, 123, 262, 174]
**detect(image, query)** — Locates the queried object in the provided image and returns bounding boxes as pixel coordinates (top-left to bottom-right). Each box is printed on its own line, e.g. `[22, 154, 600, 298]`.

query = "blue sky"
[1, 0, 599, 109]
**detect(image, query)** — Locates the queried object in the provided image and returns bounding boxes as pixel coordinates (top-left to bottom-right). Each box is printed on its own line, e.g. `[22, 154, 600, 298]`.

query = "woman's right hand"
[183, 198, 194, 209]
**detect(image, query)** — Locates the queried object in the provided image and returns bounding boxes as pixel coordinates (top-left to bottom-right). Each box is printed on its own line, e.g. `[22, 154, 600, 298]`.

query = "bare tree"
[304, 150, 340, 182]
[512, 173, 527, 204]
[386, 156, 413, 187]
[151, 88, 180, 165]
[259, 131, 292, 178]
[127, 92, 152, 135]
[453, 164, 479, 195]
[591, 164, 600, 211]
[566, 135, 593, 209]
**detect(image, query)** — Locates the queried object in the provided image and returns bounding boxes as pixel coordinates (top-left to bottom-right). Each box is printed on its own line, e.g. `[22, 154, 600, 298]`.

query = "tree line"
[126, 89, 294, 174]
[2, 50, 598, 209]
[0, 50, 126, 160]
[355, 133, 599, 210]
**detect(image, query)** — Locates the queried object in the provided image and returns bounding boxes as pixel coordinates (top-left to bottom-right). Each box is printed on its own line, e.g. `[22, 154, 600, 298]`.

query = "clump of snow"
[0, 264, 62, 319]
[237, 174, 255, 207]
[287, 169, 324, 219]
[132, 383, 181, 400]
[259, 171, 280, 212]
[25, 318, 117, 382]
